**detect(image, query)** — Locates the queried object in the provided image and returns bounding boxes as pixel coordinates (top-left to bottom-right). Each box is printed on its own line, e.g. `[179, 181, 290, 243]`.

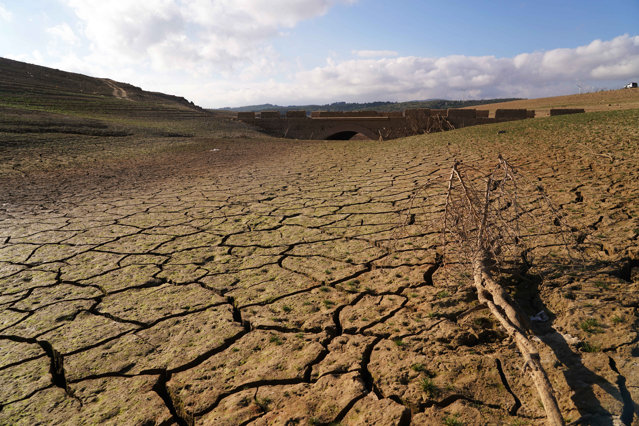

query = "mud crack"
[495, 357, 522, 416]
[153, 370, 194, 426]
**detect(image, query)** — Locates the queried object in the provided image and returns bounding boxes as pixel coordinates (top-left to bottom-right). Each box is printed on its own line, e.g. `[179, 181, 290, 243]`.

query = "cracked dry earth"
[1, 113, 639, 425]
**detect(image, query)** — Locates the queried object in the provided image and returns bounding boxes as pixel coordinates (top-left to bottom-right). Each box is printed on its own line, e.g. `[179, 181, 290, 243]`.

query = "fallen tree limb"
[442, 158, 564, 425]
[473, 255, 563, 425]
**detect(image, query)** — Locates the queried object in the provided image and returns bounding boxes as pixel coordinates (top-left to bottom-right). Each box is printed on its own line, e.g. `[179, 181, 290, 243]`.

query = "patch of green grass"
[393, 338, 406, 347]
[581, 341, 601, 353]
[443, 414, 463, 426]
[282, 305, 292, 313]
[323, 299, 335, 308]
[611, 315, 625, 325]
[579, 318, 603, 334]
[411, 363, 436, 378]
[411, 363, 426, 372]
[436, 290, 450, 299]
[269, 335, 283, 345]
[255, 397, 272, 412]
[420, 377, 437, 397]
[346, 281, 359, 292]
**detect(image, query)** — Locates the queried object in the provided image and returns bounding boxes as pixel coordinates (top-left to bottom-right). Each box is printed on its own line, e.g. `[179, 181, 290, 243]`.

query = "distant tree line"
[218, 98, 524, 113]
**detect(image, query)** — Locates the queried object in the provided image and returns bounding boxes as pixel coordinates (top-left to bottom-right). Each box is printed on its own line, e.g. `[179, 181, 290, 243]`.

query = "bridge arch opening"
[316, 124, 379, 141]
[325, 131, 369, 140]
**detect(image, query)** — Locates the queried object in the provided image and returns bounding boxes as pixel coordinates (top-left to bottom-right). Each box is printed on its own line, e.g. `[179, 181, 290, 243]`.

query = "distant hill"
[0, 57, 212, 119]
[220, 98, 524, 113]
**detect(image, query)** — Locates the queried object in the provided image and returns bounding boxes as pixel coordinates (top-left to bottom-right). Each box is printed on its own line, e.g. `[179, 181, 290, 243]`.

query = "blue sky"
[278, 1, 638, 60]
[1, 1, 638, 107]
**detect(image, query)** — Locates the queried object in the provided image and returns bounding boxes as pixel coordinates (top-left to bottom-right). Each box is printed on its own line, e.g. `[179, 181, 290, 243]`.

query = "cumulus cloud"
[23, 1, 639, 108]
[0, 3, 12, 21]
[46, 23, 80, 45]
[63, 0, 355, 75]
[256, 34, 639, 105]
[131, 35, 639, 107]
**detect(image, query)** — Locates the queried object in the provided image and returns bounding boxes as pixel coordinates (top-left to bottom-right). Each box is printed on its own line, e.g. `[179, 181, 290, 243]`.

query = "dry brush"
[399, 154, 581, 425]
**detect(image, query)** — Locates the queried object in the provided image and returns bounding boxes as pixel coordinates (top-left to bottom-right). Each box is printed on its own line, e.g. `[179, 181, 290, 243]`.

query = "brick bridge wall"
[237, 107, 557, 140]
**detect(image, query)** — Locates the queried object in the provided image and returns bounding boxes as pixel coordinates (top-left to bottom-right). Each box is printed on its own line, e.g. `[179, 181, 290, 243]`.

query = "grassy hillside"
[0, 57, 253, 139]
[0, 57, 259, 184]
[471, 88, 639, 116]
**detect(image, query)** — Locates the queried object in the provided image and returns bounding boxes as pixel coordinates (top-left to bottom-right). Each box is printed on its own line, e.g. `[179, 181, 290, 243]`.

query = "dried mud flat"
[1, 110, 638, 425]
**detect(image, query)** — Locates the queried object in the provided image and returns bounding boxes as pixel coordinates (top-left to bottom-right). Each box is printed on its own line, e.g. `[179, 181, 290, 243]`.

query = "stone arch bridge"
[236, 108, 539, 140]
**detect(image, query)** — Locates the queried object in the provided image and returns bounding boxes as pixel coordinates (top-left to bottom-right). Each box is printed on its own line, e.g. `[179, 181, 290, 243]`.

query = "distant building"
[625, 82, 638, 88]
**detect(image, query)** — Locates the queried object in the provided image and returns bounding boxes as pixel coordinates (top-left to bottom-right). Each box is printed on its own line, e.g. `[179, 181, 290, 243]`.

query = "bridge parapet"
[312, 110, 382, 118]
[495, 109, 528, 120]
[236, 106, 539, 140]
[237, 111, 256, 120]
[259, 111, 282, 119]
[447, 108, 478, 128]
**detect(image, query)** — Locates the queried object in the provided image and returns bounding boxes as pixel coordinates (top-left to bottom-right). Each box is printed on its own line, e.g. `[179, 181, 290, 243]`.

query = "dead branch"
[473, 256, 563, 425]
[444, 158, 564, 425]
[577, 142, 614, 163]
[405, 112, 455, 135]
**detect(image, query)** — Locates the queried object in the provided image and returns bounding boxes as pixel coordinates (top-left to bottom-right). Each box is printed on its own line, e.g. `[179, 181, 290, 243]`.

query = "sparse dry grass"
[470, 87, 639, 116]
[1, 83, 638, 425]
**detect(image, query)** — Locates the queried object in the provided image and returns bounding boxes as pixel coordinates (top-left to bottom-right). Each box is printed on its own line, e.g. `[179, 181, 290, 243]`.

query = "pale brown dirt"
[1, 109, 638, 425]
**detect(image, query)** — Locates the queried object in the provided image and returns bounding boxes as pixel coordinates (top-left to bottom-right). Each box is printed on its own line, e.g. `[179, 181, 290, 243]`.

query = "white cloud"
[63, 0, 355, 75]
[353, 50, 398, 58]
[0, 3, 12, 21]
[129, 34, 639, 107]
[46, 23, 80, 45]
[240, 34, 639, 106]
[16, 1, 639, 109]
